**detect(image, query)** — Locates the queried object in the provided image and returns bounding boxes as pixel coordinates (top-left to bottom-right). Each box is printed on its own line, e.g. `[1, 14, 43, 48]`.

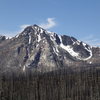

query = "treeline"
[0, 66, 100, 100]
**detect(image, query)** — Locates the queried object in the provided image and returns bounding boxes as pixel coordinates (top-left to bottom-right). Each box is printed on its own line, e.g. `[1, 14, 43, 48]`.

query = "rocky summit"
[0, 24, 100, 72]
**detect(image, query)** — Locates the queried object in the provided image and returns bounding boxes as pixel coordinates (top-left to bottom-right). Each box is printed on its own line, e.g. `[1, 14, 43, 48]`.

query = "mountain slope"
[0, 25, 99, 72]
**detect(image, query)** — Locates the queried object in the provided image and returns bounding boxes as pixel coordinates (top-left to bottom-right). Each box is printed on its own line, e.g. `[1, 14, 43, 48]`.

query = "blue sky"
[0, 0, 100, 46]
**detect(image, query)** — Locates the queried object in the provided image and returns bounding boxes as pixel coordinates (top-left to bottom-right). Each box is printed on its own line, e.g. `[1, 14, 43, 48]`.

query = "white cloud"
[39, 18, 56, 29]
[0, 18, 56, 37]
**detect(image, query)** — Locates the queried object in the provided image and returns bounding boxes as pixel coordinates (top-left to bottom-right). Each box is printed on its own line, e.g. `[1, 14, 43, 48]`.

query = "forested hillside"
[0, 66, 100, 100]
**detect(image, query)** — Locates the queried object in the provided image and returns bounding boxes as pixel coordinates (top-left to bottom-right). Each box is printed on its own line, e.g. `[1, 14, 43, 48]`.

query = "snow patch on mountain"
[29, 33, 32, 44]
[40, 29, 44, 33]
[23, 65, 26, 71]
[44, 30, 92, 60]
[48, 32, 59, 55]
[83, 46, 92, 60]
[37, 34, 41, 42]
[58, 35, 79, 57]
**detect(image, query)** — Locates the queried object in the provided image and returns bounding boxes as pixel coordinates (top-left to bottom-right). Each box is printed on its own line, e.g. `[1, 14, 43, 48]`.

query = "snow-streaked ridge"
[58, 35, 79, 57]
[3, 25, 93, 61]
[45, 30, 92, 60]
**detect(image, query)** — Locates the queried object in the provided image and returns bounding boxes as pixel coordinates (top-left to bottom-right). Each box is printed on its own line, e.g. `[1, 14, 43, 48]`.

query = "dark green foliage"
[0, 67, 100, 100]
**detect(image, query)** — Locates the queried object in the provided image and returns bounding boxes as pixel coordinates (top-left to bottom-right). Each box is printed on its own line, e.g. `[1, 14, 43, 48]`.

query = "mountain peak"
[33, 24, 40, 27]
[24, 24, 45, 31]
[0, 24, 98, 72]
[13, 25, 92, 61]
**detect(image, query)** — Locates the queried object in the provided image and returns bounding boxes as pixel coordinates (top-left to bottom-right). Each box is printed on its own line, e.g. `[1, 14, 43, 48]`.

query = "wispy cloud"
[0, 18, 56, 37]
[81, 35, 100, 47]
[39, 18, 56, 29]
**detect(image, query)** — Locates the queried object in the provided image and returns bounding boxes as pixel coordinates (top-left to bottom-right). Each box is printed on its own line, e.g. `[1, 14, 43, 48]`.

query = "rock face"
[0, 25, 100, 72]
[0, 35, 6, 43]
